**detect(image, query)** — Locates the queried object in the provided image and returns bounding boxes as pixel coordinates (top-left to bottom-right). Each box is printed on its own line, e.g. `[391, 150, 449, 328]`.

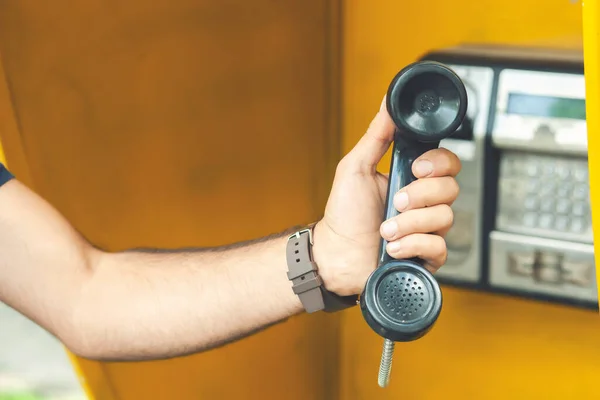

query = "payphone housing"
[418, 44, 598, 308]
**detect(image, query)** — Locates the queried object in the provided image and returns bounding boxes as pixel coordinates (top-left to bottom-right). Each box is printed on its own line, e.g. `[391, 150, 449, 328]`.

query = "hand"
[312, 97, 462, 297]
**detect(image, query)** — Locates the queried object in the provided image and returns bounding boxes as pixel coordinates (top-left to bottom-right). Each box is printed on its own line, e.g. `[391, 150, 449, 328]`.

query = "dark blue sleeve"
[0, 162, 14, 187]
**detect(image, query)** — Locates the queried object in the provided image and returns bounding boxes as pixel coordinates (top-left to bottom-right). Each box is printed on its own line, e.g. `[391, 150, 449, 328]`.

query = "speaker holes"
[378, 272, 430, 322]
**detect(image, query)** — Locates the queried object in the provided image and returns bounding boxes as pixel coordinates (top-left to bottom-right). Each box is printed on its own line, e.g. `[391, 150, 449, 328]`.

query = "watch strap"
[286, 226, 358, 313]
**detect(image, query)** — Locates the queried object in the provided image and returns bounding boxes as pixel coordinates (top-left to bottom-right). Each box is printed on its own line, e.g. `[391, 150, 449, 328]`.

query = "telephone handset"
[359, 61, 468, 388]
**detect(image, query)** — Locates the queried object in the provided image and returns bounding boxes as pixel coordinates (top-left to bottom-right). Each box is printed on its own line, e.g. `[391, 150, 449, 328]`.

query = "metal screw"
[378, 339, 395, 388]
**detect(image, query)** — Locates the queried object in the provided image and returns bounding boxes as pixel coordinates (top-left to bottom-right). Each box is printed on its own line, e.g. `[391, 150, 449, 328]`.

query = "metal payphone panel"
[436, 65, 494, 283]
[419, 44, 597, 308]
[493, 69, 588, 154]
[489, 67, 596, 304]
[489, 231, 596, 303]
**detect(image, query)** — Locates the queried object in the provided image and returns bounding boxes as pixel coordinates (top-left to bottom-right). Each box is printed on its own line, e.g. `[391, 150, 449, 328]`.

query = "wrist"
[311, 220, 346, 295]
[285, 222, 358, 313]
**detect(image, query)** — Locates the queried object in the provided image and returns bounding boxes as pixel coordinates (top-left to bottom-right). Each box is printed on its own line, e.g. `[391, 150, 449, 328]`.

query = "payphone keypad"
[497, 151, 592, 244]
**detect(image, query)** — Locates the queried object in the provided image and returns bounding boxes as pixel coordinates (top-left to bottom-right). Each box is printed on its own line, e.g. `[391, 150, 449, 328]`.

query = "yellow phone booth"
[585, 1, 600, 278]
[338, 0, 600, 399]
[1, 1, 600, 400]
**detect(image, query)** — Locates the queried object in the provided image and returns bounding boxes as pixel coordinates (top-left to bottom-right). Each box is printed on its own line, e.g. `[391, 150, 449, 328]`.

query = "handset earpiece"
[359, 61, 468, 388]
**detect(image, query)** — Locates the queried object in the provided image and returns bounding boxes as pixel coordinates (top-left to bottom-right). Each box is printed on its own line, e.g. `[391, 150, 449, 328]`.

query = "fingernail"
[414, 160, 433, 177]
[387, 241, 401, 253]
[381, 220, 397, 238]
[394, 191, 409, 211]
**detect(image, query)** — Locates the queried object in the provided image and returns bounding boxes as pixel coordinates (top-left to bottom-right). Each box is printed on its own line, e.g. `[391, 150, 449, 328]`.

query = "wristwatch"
[285, 225, 358, 313]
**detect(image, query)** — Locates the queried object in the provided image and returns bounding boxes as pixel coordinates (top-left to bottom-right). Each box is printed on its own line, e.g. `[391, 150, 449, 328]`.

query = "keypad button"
[570, 218, 585, 233]
[554, 216, 569, 231]
[539, 182, 555, 197]
[556, 185, 570, 198]
[523, 213, 537, 227]
[538, 214, 553, 229]
[556, 198, 570, 214]
[540, 200, 554, 213]
[573, 185, 589, 200]
[543, 164, 555, 176]
[572, 202, 588, 217]
[556, 165, 570, 179]
[528, 179, 541, 193]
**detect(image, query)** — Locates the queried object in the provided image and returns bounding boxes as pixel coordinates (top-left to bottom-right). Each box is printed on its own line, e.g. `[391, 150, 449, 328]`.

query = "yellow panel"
[341, 0, 583, 156]
[2, 49, 109, 400]
[0, 1, 342, 399]
[583, 0, 600, 299]
[340, 0, 600, 399]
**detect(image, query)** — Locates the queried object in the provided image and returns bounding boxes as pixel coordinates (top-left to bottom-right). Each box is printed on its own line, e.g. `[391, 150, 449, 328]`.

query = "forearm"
[0, 179, 305, 361]
[75, 230, 304, 361]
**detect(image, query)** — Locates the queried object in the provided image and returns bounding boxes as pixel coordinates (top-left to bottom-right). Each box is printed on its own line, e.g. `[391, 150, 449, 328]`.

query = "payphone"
[419, 44, 598, 308]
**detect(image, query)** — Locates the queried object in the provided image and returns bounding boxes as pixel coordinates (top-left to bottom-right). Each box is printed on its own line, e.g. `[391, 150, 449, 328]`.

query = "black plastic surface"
[360, 61, 468, 341]
[360, 260, 442, 342]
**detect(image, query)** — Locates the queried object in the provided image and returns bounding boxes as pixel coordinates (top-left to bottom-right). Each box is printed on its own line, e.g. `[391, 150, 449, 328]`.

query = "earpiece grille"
[377, 271, 431, 323]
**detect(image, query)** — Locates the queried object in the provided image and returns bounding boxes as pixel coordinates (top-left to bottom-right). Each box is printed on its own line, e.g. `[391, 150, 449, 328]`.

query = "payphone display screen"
[507, 93, 586, 120]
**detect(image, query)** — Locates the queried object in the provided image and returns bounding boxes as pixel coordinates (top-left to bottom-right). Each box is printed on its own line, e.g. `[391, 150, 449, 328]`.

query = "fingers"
[380, 204, 454, 271]
[412, 148, 462, 178]
[385, 234, 447, 271]
[380, 204, 453, 242]
[392, 176, 459, 211]
[375, 148, 460, 273]
[343, 96, 396, 174]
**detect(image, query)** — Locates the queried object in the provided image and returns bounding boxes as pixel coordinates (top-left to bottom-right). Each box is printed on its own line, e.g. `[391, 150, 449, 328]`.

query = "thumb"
[345, 96, 396, 173]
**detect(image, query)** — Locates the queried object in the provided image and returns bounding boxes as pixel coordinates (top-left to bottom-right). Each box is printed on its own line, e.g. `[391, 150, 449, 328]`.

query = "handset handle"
[378, 134, 440, 267]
